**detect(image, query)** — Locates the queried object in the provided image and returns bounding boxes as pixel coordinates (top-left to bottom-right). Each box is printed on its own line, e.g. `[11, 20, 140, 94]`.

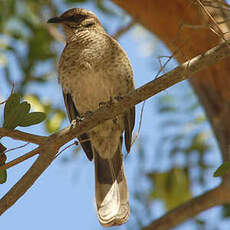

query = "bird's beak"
[47, 17, 63, 24]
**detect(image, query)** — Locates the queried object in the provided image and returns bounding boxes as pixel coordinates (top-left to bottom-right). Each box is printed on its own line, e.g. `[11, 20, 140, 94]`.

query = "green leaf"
[4, 93, 21, 121]
[194, 115, 206, 124]
[3, 101, 31, 129]
[159, 105, 177, 113]
[148, 167, 191, 210]
[18, 112, 46, 127]
[213, 162, 230, 177]
[158, 94, 175, 104]
[0, 170, 7, 184]
[222, 204, 230, 218]
[46, 110, 65, 133]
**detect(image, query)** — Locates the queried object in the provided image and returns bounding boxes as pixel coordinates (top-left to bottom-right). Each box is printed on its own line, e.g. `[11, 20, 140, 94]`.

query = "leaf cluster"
[0, 93, 46, 183]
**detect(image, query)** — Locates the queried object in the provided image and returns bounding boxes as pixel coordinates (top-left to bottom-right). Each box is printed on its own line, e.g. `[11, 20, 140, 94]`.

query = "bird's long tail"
[94, 138, 129, 226]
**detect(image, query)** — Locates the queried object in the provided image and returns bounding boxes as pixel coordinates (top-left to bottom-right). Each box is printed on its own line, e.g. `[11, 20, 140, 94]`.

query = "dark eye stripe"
[63, 14, 87, 23]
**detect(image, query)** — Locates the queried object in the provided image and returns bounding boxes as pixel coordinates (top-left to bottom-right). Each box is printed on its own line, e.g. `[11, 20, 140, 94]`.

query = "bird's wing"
[63, 92, 93, 161]
[124, 106, 135, 153]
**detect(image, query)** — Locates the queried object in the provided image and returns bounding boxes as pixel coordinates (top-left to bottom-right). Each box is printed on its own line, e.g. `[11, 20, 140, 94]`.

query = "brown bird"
[48, 8, 135, 226]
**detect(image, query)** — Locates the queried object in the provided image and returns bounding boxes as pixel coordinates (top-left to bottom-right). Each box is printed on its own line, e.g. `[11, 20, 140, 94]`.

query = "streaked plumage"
[48, 8, 135, 226]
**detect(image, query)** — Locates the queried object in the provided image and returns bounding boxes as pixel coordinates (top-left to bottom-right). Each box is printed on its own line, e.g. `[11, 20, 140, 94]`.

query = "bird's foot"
[99, 101, 107, 107]
[114, 95, 123, 102]
[71, 116, 84, 128]
[99, 96, 123, 108]
[110, 95, 123, 104]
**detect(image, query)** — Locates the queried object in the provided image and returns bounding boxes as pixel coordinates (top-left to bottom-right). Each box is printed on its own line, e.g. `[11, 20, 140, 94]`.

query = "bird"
[47, 8, 135, 226]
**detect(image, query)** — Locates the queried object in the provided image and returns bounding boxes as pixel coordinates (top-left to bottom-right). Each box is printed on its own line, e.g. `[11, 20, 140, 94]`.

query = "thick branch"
[0, 146, 56, 215]
[52, 41, 230, 147]
[142, 184, 230, 230]
[1, 41, 229, 150]
[0, 41, 230, 216]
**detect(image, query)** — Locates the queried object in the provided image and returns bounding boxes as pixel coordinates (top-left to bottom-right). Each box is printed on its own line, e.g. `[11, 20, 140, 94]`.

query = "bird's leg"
[99, 96, 124, 125]
[71, 111, 94, 129]
[99, 101, 107, 107]
[99, 96, 124, 108]
[98, 97, 114, 108]
[114, 95, 123, 102]
[110, 95, 123, 105]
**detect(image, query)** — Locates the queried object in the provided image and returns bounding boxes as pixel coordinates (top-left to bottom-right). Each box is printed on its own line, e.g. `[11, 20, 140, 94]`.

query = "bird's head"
[47, 8, 105, 42]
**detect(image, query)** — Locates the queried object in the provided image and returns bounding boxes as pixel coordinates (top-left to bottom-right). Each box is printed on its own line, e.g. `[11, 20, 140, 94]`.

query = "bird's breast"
[60, 67, 121, 114]
[58, 38, 133, 115]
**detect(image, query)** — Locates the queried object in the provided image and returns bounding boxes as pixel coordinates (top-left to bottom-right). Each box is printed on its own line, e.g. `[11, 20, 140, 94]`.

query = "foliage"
[213, 162, 230, 177]
[3, 93, 46, 129]
[148, 167, 191, 210]
[0, 93, 46, 183]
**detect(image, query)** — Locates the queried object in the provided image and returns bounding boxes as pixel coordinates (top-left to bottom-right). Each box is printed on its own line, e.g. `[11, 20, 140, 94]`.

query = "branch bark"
[0, 147, 55, 215]
[0, 40, 230, 217]
[0, 128, 46, 145]
[143, 184, 230, 230]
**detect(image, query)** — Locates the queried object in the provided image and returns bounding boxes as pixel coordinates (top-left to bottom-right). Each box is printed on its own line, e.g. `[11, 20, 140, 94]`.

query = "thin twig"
[55, 142, 76, 158]
[197, 0, 229, 45]
[155, 38, 189, 79]
[4, 142, 30, 154]
[0, 148, 39, 170]
[202, 0, 230, 10]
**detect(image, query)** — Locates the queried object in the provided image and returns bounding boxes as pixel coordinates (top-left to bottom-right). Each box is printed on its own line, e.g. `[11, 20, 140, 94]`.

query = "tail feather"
[94, 139, 129, 226]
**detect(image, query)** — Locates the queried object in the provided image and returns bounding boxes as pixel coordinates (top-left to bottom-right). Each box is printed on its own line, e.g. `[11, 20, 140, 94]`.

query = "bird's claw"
[99, 101, 107, 107]
[71, 116, 84, 128]
[114, 95, 123, 101]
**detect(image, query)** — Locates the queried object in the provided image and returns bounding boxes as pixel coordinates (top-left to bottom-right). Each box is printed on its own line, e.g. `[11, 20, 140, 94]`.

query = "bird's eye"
[84, 22, 95, 28]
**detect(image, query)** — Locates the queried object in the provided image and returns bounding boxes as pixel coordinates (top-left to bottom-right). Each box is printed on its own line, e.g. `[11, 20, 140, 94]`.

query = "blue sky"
[0, 1, 227, 230]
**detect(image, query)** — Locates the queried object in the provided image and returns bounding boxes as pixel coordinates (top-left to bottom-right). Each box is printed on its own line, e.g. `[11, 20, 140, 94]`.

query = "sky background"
[0, 1, 228, 229]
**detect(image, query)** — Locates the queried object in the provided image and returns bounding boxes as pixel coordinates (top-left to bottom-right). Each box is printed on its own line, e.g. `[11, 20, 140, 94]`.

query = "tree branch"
[51, 40, 230, 148]
[0, 40, 230, 217]
[142, 184, 230, 230]
[0, 148, 39, 170]
[0, 146, 56, 215]
[0, 128, 47, 145]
